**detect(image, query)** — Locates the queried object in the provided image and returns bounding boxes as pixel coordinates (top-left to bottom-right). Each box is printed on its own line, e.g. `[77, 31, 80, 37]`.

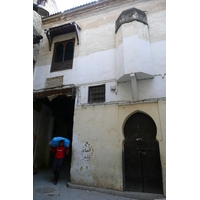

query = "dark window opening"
[88, 85, 105, 103]
[64, 42, 74, 61]
[51, 39, 75, 72]
[55, 44, 63, 63]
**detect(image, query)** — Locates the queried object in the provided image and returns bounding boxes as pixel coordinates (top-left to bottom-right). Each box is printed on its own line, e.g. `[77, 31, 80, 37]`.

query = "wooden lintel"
[33, 87, 75, 99]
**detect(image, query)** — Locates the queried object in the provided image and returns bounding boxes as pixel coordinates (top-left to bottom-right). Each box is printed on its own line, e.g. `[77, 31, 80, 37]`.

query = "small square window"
[88, 85, 105, 103]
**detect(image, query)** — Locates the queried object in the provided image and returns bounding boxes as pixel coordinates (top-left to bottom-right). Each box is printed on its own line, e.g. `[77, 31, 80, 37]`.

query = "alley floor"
[33, 162, 165, 200]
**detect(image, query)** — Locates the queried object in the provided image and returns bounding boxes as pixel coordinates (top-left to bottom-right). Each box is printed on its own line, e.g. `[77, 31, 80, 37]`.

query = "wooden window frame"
[88, 84, 106, 103]
[50, 39, 75, 73]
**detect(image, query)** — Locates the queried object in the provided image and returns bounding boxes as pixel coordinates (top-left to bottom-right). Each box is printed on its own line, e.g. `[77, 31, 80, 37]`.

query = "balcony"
[115, 8, 154, 83]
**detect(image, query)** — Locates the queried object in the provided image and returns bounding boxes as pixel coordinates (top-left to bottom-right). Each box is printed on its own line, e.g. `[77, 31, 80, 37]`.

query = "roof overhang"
[46, 22, 81, 51]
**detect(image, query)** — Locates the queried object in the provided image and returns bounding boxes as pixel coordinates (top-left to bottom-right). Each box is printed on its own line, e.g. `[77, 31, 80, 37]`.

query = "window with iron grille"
[51, 39, 75, 72]
[88, 85, 105, 103]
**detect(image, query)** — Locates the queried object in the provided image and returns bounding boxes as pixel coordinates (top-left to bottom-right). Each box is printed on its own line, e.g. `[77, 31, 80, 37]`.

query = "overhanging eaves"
[46, 22, 81, 51]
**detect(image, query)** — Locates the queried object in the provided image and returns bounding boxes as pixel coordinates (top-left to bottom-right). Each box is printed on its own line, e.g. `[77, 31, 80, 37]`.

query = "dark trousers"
[53, 158, 63, 181]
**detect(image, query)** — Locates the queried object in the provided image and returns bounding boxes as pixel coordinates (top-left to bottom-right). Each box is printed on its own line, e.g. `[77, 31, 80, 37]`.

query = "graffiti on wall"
[81, 142, 94, 161]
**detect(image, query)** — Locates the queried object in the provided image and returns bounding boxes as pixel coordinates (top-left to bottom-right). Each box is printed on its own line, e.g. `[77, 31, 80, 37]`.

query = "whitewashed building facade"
[33, 0, 166, 195]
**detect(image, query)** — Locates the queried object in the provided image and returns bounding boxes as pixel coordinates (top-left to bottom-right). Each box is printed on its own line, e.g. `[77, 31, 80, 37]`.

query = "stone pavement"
[33, 162, 166, 200]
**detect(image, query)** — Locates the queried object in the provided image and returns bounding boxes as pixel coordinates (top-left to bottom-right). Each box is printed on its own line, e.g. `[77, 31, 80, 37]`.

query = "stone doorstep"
[67, 183, 166, 200]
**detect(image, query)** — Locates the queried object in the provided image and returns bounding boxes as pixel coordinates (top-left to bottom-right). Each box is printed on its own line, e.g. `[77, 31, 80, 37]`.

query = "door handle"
[136, 138, 143, 142]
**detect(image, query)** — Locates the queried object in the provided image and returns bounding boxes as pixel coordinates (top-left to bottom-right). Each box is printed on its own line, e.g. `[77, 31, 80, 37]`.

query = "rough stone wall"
[33, 0, 58, 64]
[33, 43, 40, 63]
[33, 11, 42, 35]
[33, 11, 43, 63]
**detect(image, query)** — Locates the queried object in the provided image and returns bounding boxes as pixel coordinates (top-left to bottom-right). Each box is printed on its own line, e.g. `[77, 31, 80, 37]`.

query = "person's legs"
[54, 158, 63, 183]
[53, 158, 58, 176]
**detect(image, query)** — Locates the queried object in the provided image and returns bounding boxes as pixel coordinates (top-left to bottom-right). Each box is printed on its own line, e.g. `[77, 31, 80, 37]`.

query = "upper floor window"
[88, 85, 106, 103]
[51, 39, 75, 72]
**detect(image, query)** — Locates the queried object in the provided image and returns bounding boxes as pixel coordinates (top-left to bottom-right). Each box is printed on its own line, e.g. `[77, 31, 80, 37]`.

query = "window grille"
[88, 85, 105, 103]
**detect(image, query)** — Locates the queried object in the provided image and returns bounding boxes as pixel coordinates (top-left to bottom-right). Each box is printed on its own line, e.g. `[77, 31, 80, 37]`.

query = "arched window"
[51, 39, 75, 72]
[55, 44, 63, 63]
[64, 42, 74, 61]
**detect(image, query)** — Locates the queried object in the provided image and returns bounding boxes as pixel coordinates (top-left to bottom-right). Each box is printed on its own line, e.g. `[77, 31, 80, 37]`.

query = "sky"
[55, 0, 98, 12]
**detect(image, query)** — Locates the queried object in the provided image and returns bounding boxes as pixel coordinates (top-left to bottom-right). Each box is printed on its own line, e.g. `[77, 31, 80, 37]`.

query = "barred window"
[88, 85, 105, 103]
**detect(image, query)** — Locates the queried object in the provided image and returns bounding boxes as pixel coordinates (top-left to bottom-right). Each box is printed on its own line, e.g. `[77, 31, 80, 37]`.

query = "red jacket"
[52, 146, 68, 159]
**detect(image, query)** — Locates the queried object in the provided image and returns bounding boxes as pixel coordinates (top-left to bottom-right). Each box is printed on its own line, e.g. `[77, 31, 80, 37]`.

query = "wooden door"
[124, 112, 163, 194]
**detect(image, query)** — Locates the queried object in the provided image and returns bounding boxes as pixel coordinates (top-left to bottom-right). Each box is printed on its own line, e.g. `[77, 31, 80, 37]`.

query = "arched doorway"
[123, 112, 163, 194]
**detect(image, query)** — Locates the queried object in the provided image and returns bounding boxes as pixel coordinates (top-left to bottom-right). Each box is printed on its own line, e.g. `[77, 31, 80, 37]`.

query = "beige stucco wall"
[71, 101, 166, 194]
[157, 100, 166, 195]
[71, 104, 122, 190]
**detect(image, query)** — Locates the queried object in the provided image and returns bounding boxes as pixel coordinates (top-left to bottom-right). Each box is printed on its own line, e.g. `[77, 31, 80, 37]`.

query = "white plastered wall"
[34, 0, 166, 102]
